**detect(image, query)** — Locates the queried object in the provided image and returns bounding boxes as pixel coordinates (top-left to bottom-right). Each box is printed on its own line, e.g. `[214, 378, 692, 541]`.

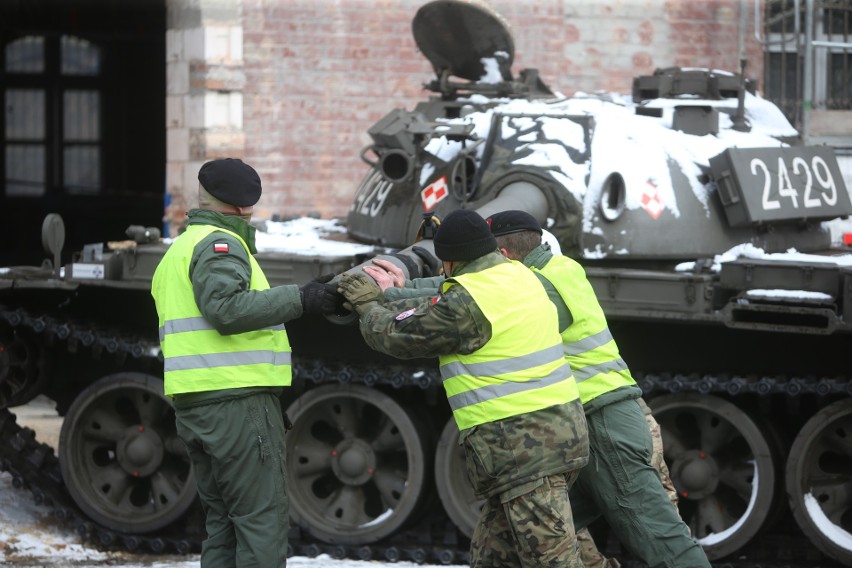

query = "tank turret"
[349, 1, 852, 265]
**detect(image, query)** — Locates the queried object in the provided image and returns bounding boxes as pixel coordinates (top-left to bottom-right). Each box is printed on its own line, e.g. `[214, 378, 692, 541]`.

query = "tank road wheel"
[434, 416, 482, 538]
[0, 326, 47, 408]
[59, 373, 196, 533]
[786, 399, 852, 565]
[648, 394, 775, 560]
[285, 385, 428, 544]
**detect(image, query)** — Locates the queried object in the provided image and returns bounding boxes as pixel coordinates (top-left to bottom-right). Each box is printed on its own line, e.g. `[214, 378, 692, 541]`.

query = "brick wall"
[241, 0, 763, 221]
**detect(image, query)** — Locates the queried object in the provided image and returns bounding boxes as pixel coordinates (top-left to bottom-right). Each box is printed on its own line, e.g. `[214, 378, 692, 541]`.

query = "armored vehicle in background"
[2, 0, 852, 566]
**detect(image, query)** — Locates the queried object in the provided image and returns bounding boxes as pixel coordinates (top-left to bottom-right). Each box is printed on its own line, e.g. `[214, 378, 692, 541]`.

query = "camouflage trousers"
[575, 398, 678, 567]
[570, 397, 709, 568]
[470, 471, 583, 568]
[638, 397, 679, 509]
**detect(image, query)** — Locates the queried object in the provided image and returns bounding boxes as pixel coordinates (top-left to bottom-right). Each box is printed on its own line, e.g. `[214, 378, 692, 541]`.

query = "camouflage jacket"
[357, 254, 498, 359]
[358, 252, 589, 499]
[383, 245, 640, 413]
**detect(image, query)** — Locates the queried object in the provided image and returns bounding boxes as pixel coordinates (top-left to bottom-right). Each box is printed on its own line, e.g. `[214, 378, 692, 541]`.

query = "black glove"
[313, 273, 347, 312]
[300, 278, 341, 315]
[411, 246, 440, 277]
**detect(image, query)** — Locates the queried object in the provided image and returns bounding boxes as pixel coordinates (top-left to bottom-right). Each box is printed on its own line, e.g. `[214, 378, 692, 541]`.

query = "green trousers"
[569, 398, 710, 568]
[175, 391, 288, 567]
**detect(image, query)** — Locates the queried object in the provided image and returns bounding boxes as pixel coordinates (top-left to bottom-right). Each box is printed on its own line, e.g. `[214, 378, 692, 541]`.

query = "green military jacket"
[524, 244, 642, 415]
[184, 209, 302, 331]
[170, 209, 302, 407]
[358, 251, 589, 499]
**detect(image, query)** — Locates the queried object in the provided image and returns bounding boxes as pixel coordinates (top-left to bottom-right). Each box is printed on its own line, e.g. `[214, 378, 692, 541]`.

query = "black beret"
[198, 158, 262, 207]
[487, 210, 543, 236]
[433, 209, 497, 261]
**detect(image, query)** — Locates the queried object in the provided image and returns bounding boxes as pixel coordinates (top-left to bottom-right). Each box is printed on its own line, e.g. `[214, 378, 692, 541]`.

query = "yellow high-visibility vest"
[535, 255, 635, 404]
[439, 260, 579, 431]
[151, 224, 292, 396]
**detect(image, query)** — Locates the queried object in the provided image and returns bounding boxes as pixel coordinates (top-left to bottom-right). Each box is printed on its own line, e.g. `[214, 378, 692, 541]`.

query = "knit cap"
[433, 209, 498, 261]
[198, 158, 262, 207]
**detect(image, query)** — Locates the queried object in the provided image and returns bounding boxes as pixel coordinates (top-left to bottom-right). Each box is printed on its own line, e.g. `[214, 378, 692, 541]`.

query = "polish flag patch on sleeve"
[213, 242, 229, 253]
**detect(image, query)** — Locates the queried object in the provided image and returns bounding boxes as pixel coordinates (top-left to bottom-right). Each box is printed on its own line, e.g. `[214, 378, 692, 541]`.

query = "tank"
[2, 0, 852, 566]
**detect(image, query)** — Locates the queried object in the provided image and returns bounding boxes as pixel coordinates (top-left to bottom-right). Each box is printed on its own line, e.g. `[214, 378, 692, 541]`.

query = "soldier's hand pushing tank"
[363, 258, 406, 290]
[337, 273, 384, 314]
[299, 274, 341, 315]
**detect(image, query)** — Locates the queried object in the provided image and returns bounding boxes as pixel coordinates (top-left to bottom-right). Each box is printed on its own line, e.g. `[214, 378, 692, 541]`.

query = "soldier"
[151, 158, 339, 567]
[365, 210, 703, 568]
[485, 210, 707, 568]
[338, 208, 589, 568]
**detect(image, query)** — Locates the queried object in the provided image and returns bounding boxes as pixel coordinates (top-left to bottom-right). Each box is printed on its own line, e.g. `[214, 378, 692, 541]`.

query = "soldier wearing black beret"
[483, 210, 710, 568]
[152, 158, 339, 567]
[198, 157, 262, 211]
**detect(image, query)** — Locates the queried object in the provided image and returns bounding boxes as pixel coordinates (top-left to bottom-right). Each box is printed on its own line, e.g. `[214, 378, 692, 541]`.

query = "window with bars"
[763, 0, 852, 126]
[3, 34, 102, 197]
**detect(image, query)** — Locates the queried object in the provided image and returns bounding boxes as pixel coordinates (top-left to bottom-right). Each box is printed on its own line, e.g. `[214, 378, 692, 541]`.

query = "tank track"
[0, 305, 847, 566]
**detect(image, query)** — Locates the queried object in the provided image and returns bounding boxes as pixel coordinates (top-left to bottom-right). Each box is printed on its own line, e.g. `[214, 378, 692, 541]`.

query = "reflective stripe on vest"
[151, 224, 292, 396]
[439, 260, 579, 431]
[535, 255, 634, 404]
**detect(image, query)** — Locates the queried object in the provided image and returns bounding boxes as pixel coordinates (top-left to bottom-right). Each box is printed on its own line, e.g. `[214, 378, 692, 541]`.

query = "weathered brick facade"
[170, 0, 765, 230]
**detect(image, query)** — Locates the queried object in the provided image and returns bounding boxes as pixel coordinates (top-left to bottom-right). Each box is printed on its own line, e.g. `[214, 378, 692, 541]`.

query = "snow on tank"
[348, 0, 852, 263]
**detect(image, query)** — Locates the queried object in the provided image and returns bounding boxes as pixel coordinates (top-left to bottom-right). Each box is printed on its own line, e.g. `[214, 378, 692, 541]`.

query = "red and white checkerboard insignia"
[395, 308, 417, 321]
[641, 180, 664, 220]
[213, 242, 229, 253]
[421, 176, 449, 211]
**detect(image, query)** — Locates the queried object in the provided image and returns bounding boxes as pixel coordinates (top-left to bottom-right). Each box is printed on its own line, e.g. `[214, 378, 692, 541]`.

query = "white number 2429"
[750, 155, 838, 211]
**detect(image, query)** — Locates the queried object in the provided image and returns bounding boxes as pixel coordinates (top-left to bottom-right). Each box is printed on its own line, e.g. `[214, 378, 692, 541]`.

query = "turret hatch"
[412, 0, 514, 83]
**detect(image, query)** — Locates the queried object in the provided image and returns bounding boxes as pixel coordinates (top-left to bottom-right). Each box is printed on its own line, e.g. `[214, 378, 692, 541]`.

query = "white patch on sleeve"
[395, 308, 417, 321]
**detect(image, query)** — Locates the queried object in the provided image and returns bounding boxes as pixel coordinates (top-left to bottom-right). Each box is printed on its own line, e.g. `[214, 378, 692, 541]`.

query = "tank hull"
[2, 0, 852, 566]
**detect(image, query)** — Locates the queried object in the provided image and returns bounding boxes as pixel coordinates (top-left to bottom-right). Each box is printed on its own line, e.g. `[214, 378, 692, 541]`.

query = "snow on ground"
[0, 470, 445, 567]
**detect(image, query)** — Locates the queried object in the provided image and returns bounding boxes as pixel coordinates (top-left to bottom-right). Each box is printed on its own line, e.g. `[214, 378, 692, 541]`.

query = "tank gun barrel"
[328, 180, 550, 325]
[345, 180, 549, 281]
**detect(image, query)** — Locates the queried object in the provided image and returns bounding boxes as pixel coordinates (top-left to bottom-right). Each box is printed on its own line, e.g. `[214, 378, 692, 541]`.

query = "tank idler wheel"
[786, 398, 852, 566]
[434, 416, 482, 538]
[59, 373, 196, 533]
[648, 393, 775, 560]
[285, 385, 429, 544]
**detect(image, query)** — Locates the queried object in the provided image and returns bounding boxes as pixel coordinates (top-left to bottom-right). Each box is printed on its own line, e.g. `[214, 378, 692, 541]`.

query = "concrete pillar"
[165, 0, 245, 236]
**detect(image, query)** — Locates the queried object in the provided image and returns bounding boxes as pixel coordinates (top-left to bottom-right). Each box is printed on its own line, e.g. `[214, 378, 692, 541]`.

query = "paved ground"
[12, 394, 62, 449]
